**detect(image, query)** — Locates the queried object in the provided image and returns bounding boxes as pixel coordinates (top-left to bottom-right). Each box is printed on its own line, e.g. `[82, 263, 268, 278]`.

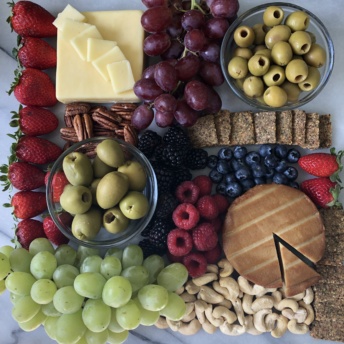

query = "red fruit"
[43, 215, 69, 246]
[11, 191, 47, 219]
[204, 243, 222, 264]
[8, 0, 57, 37]
[212, 193, 230, 214]
[182, 252, 207, 278]
[16, 136, 62, 165]
[206, 217, 223, 233]
[172, 203, 200, 230]
[15, 218, 46, 249]
[192, 222, 218, 251]
[9, 68, 57, 107]
[300, 177, 341, 208]
[45, 171, 70, 203]
[167, 228, 193, 257]
[193, 175, 212, 196]
[166, 250, 184, 263]
[15, 37, 56, 69]
[175, 181, 200, 204]
[196, 195, 219, 220]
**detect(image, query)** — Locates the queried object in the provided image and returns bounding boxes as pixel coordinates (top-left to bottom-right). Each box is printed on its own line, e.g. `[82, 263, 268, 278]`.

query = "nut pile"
[156, 258, 315, 337]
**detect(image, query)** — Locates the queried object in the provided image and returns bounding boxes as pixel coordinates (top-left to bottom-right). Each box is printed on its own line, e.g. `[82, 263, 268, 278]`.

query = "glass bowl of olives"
[46, 137, 158, 249]
[220, 2, 334, 110]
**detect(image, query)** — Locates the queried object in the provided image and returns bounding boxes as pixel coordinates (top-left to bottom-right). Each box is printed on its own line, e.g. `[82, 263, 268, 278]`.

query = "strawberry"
[10, 190, 47, 219]
[8, 68, 57, 107]
[43, 215, 69, 246]
[14, 36, 56, 70]
[300, 177, 342, 208]
[15, 218, 47, 249]
[45, 170, 70, 203]
[0, 161, 45, 191]
[298, 148, 343, 182]
[7, 0, 57, 38]
[10, 105, 58, 136]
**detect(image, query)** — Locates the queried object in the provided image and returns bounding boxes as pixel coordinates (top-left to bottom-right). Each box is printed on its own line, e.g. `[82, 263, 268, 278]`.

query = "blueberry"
[286, 148, 301, 163]
[231, 158, 246, 171]
[289, 181, 300, 189]
[264, 154, 279, 169]
[216, 159, 231, 174]
[254, 177, 266, 185]
[240, 178, 255, 191]
[207, 155, 218, 169]
[265, 167, 275, 179]
[218, 147, 233, 161]
[225, 181, 243, 198]
[275, 145, 288, 159]
[216, 182, 227, 195]
[245, 151, 261, 166]
[283, 166, 298, 180]
[224, 173, 237, 184]
[259, 144, 274, 157]
[275, 159, 288, 173]
[272, 172, 288, 185]
[233, 145, 247, 159]
[251, 163, 267, 178]
[235, 166, 251, 181]
[209, 169, 223, 183]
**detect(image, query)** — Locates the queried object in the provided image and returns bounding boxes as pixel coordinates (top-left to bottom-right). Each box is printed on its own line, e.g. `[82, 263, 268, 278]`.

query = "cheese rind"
[87, 38, 117, 62]
[108, 60, 135, 94]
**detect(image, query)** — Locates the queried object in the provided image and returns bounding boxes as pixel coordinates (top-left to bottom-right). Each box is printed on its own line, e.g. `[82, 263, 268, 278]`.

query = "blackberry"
[148, 218, 174, 250]
[139, 239, 165, 258]
[185, 148, 208, 170]
[141, 217, 155, 237]
[161, 144, 187, 167]
[155, 193, 179, 219]
[171, 166, 192, 190]
[163, 126, 189, 146]
[137, 130, 162, 158]
[152, 143, 165, 163]
[151, 162, 175, 193]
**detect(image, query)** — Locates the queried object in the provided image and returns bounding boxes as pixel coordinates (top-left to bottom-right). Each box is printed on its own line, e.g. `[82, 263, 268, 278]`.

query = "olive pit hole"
[294, 75, 303, 82]
[240, 29, 248, 38]
[258, 58, 266, 66]
[273, 10, 282, 19]
[105, 213, 115, 223]
[301, 44, 310, 52]
[273, 74, 281, 82]
[82, 193, 90, 203]
[303, 83, 312, 89]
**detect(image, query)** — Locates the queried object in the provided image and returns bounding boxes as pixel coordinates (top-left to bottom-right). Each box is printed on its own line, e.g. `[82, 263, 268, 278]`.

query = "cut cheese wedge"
[56, 4, 86, 22]
[107, 60, 135, 94]
[87, 38, 117, 62]
[56, 19, 92, 41]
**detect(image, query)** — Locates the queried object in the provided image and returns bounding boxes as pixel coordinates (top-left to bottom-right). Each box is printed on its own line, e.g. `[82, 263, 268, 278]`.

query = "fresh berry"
[171, 166, 192, 189]
[230, 158, 246, 171]
[196, 195, 219, 220]
[172, 203, 200, 230]
[251, 163, 267, 178]
[148, 218, 174, 249]
[286, 148, 301, 163]
[233, 145, 247, 159]
[204, 243, 222, 264]
[206, 217, 223, 233]
[283, 166, 298, 180]
[235, 166, 251, 181]
[139, 238, 165, 258]
[289, 181, 299, 189]
[275, 160, 288, 173]
[10, 191, 47, 219]
[217, 159, 231, 174]
[218, 147, 233, 161]
[161, 144, 187, 167]
[185, 148, 208, 170]
[182, 252, 207, 278]
[216, 182, 227, 195]
[15, 218, 46, 249]
[300, 177, 341, 208]
[151, 163, 174, 193]
[155, 193, 179, 219]
[163, 126, 189, 146]
[274, 145, 288, 159]
[259, 144, 274, 157]
[193, 175, 212, 196]
[224, 173, 236, 184]
[8, 68, 57, 107]
[192, 222, 218, 251]
[43, 215, 69, 246]
[241, 178, 255, 191]
[0, 161, 45, 191]
[167, 228, 193, 256]
[272, 173, 288, 185]
[175, 181, 200, 204]
[45, 171, 70, 203]
[166, 251, 184, 263]
[212, 194, 230, 214]
[225, 181, 243, 198]
[209, 168, 223, 183]
[245, 151, 260, 166]
[138, 130, 162, 158]
[254, 177, 266, 185]
[207, 155, 218, 169]
[264, 154, 279, 169]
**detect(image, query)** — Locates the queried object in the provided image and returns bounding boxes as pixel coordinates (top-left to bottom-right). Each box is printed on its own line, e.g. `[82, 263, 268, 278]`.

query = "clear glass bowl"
[46, 137, 158, 249]
[220, 2, 334, 111]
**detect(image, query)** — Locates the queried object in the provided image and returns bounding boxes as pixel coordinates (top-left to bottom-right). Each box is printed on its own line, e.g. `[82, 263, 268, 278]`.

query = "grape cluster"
[132, 0, 240, 130]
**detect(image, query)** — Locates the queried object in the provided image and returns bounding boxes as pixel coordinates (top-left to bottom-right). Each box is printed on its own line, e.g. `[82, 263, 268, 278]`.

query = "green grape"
[74, 272, 106, 299]
[30, 279, 57, 304]
[85, 328, 109, 344]
[5, 271, 36, 296]
[55, 310, 87, 344]
[9, 248, 33, 273]
[105, 247, 123, 260]
[100, 256, 122, 279]
[0, 279, 6, 295]
[0, 245, 14, 258]
[143, 254, 165, 284]
[0, 252, 11, 280]
[44, 315, 59, 340]
[157, 263, 188, 292]
[10, 292, 22, 304]
[53, 264, 79, 288]
[29, 238, 55, 255]
[108, 308, 125, 333]
[121, 265, 149, 293]
[53, 286, 84, 314]
[18, 309, 47, 332]
[116, 299, 141, 330]
[12, 295, 41, 323]
[41, 301, 62, 317]
[107, 329, 129, 344]
[121, 245, 143, 269]
[30, 251, 57, 280]
[102, 276, 132, 308]
[55, 244, 77, 266]
[75, 246, 100, 268]
[159, 292, 186, 321]
[80, 255, 102, 273]
[82, 299, 111, 332]
[133, 297, 159, 326]
[137, 284, 168, 311]
[76, 335, 88, 344]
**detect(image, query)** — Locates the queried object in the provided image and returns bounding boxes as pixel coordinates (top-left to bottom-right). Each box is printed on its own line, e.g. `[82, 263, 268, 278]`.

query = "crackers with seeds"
[230, 111, 255, 145]
[254, 111, 276, 144]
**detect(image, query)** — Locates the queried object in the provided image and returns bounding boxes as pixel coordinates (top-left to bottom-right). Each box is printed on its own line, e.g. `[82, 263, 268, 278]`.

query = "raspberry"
[166, 250, 184, 263]
[196, 195, 219, 220]
[193, 175, 213, 196]
[172, 203, 200, 230]
[175, 181, 200, 204]
[204, 243, 222, 264]
[182, 252, 207, 278]
[167, 228, 193, 257]
[212, 194, 230, 214]
[206, 217, 223, 233]
[192, 222, 218, 251]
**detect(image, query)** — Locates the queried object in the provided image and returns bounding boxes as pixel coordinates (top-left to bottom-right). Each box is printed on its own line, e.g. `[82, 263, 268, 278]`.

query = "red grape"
[174, 100, 199, 127]
[142, 0, 168, 8]
[184, 80, 210, 111]
[154, 93, 178, 113]
[155, 110, 175, 127]
[142, 65, 156, 79]
[199, 61, 224, 86]
[184, 29, 206, 52]
[210, 0, 239, 19]
[167, 13, 183, 38]
[175, 54, 201, 81]
[181, 9, 205, 31]
[131, 104, 154, 130]
[154, 61, 178, 92]
[161, 39, 184, 60]
[206, 88, 222, 113]
[143, 32, 171, 56]
[141, 6, 172, 33]
[134, 79, 164, 101]
[204, 17, 230, 40]
[200, 42, 220, 62]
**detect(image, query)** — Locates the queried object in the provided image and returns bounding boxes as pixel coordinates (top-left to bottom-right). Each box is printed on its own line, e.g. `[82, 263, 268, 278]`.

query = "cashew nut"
[219, 322, 246, 336]
[289, 291, 305, 301]
[276, 298, 299, 312]
[242, 293, 254, 315]
[217, 299, 232, 309]
[205, 305, 225, 327]
[219, 276, 240, 301]
[194, 300, 208, 324]
[180, 292, 197, 303]
[212, 281, 231, 300]
[253, 308, 272, 332]
[271, 315, 288, 338]
[169, 318, 202, 335]
[237, 276, 266, 296]
[271, 290, 283, 309]
[182, 310, 196, 323]
[282, 307, 307, 323]
[198, 285, 224, 304]
[155, 316, 169, 329]
[213, 306, 237, 324]
[185, 280, 201, 295]
[175, 286, 184, 295]
[206, 264, 219, 274]
[264, 312, 279, 332]
[181, 302, 195, 323]
[287, 319, 309, 334]
[244, 315, 263, 335]
[202, 319, 217, 334]
[192, 272, 218, 286]
[218, 259, 234, 277]
[303, 287, 314, 304]
[256, 287, 277, 297]
[251, 295, 274, 312]
[299, 300, 315, 325]
[232, 298, 245, 326]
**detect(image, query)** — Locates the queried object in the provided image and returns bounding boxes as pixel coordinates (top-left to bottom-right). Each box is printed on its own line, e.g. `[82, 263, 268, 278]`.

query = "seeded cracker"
[319, 114, 332, 148]
[230, 112, 255, 145]
[311, 319, 344, 342]
[292, 109, 306, 146]
[214, 109, 231, 145]
[254, 111, 276, 144]
[305, 112, 320, 149]
[187, 114, 218, 148]
[276, 110, 293, 144]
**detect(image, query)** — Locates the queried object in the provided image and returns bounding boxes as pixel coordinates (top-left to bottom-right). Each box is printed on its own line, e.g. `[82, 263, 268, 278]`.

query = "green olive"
[271, 41, 293, 66]
[265, 25, 291, 49]
[285, 59, 309, 83]
[248, 54, 270, 76]
[285, 11, 310, 31]
[227, 56, 248, 79]
[280, 81, 302, 102]
[305, 31, 316, 43]
[263, 86, 288, 107]
[253, 44, 267, 53]
[288, 31, 312, 55]
[263, 65, 285, 86]
[96, 139, 125, 168]
[60, 185, 92, 215]
[234, 25, 255, 48]
[252, 23, 267, 45]
[63, 152, 93, 187]
[303, 43, 326, 68]
[298, 66, 321, 91]
[72, 207, 102, 240]
[89, 178, 101, 206]
[263, 6, 284, 27]
[233, 47, 253, 60]
[255, 48, 272, 61]
[93, 155, 114, 179]
[243, 76, 264, 98]
[235, 77, 246, 90]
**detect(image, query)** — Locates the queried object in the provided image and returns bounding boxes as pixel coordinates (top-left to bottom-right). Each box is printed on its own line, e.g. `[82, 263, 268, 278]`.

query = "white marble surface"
[0, 0, 343, 343]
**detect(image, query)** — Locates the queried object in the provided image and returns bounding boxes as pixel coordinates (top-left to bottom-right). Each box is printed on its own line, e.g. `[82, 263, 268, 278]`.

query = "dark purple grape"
[142, 0, 168, 8]
[184, 29, 206, 52]
[161, 40, 184, 60]
[134, 78, 164, 101]
[143, 32, 171, 56]
[165, 59, 178, 67]
[200, 42, 220, 62]
[142, 65, 156, 79]
[205, 87, 222, 113]
[175, 54, 201, 81]
[174, 100, 199, 127]
[141, 6, 172, 33]
[181, 9, 205, 31]
[131, 104, 154, 130]
[167, 13, 183, 38]
[210, 0, 239, 19]
[199, 61, 224, 86]
[204, 17, 230, 39]
[205, 0, 215, 7]
[154, 93, 178, 113]
[155, 110, 175, 127]
[154, 61, 178, 92]
[184, 80, 209, 111]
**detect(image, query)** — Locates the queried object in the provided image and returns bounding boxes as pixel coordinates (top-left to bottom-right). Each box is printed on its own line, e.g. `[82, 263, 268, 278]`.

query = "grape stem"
[190, 0, 205, 13]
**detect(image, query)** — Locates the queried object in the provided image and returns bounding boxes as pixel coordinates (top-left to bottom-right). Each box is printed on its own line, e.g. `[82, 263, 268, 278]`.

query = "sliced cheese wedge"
[57, 4, 86, 22]
[87, 38, 117, 62]
[57, 19, 92, 41]
[107, 60, 135, 94]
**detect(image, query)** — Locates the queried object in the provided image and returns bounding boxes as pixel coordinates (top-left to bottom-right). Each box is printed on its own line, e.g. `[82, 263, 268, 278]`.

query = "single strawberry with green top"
[15, 218, 47, 249]
[45, 170, 70, 203]
[43, 215, 69, 246]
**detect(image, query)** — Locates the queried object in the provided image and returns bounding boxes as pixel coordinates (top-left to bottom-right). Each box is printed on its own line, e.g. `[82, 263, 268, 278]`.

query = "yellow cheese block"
[57, 4, 86, 22]
[87, 38, 117, 62]
[108, 60, 135, 94]
[56, 19, 91, 41]
[56, 10, 144, 103]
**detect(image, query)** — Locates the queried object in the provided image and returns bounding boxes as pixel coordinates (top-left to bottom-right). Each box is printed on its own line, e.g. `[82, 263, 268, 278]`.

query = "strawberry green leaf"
[329, 147, 344, 183]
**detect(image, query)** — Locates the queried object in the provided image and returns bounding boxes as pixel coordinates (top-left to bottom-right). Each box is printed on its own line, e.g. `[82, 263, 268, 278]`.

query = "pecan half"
[60, 127, 79, 142]
[123, 124, 138, 146]
[73, 114, 85, 141]
[65, 102, 91, 117]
